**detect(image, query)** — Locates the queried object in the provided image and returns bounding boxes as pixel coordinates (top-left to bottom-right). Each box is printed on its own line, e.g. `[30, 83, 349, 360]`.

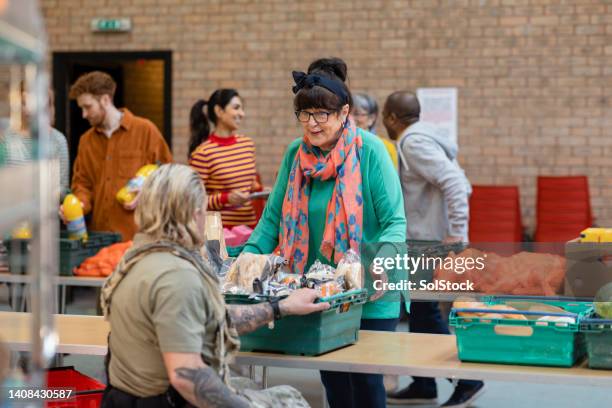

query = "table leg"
[20, 284, 27, 312]
[322, 384, 328, 408]
[9, 283, 17, 311]
[262, 366, 268, 389]
[61, 285, 66, 314]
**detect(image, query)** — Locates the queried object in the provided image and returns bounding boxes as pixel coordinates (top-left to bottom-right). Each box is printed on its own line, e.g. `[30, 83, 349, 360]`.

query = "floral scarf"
[280, 120, 363, 274]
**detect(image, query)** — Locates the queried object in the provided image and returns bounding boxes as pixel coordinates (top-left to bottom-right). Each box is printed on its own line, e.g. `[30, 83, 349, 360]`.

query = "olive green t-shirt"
[108, 241, 219, 397]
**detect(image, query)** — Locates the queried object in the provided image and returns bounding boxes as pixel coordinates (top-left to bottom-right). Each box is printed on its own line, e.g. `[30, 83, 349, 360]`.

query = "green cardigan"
[243, 129, 407, 319]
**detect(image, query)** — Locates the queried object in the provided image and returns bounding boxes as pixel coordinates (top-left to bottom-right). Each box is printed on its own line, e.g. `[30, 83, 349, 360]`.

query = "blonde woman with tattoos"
[100, 163, 328, 408]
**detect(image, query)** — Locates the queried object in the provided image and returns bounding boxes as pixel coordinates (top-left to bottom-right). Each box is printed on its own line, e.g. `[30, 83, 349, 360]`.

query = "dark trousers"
[320, 317, 399, 408]
[409, 301, 480, 393]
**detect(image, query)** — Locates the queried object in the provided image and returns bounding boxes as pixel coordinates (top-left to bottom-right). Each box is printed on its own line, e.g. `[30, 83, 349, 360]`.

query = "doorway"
[52, 51, 172, 168]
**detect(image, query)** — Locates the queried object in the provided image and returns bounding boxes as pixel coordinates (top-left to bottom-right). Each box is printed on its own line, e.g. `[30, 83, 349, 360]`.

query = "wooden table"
[2, 312, 611, 387]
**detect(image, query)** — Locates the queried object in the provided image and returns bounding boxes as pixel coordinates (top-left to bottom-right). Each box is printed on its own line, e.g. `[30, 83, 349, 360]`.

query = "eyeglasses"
[294, 110, 335, 123]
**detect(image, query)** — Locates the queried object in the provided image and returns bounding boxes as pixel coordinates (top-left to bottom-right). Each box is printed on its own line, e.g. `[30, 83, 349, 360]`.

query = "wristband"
[268, 298, 282, 320]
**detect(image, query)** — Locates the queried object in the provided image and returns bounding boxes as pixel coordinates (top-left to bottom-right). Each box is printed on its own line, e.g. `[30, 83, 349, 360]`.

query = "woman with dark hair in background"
[243, 57, 407, 408]
[352, 92, 398, 170]
[188, 90, 260, 228]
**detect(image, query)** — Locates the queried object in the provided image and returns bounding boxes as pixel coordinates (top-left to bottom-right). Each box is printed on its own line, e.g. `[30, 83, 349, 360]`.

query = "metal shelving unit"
[1, 0, 58, 399]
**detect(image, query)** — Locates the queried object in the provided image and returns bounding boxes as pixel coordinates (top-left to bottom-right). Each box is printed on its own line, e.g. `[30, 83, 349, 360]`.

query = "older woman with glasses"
[243, 57, 407, 408]
[352, 92, 398, 170]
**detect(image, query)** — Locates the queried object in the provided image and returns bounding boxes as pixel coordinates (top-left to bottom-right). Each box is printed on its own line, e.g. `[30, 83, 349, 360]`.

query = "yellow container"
[116, 163, 159, 206]
[63, 193, 88, 241]
[12, 221, 32, 239]
[579, 227, 612, 243]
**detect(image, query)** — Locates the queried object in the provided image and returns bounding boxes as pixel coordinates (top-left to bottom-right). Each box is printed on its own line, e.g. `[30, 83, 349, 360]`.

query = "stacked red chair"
[534, 176, 592, 243]
[469, 185, 523, 243]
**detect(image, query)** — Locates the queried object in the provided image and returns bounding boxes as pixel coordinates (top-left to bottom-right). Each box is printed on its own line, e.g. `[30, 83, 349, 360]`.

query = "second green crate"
[450, 296, 593, 367]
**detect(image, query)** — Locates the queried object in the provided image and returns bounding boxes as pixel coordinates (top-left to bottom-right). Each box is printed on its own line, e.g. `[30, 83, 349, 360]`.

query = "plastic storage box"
[4, 239, 29, 274]
[46, 366, 105, 407]
[4, 231, 121, 276]
[225, 289, 367, 355]
[450, 296, 593, 367]
[59, 231, 121, 276]
[580, 312, 612, 369]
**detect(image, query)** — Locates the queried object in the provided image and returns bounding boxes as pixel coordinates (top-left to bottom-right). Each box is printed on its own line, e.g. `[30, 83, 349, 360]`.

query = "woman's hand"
[368, 263, 388, 302]
[228, 190, 250, 206]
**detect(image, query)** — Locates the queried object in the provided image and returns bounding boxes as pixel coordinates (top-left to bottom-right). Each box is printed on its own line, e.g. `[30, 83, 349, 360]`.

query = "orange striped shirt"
[189, 134, 257, 226]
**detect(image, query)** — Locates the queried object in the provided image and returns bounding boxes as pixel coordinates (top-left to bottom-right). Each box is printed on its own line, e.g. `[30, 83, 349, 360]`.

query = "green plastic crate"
[59, 231, 122, 276]
[225, 289, 368, 355]
[406, 240, 466, 284]
[3, 231, 122, 276]
[4, 239, 29, 274]
[580, 312, 612, 369]
[450, 296, 593, 367]
[226, 245, 244, 258]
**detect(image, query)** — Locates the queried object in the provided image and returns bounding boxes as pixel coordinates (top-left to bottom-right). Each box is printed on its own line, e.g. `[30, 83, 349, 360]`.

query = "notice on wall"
[416, 87, 458, 144]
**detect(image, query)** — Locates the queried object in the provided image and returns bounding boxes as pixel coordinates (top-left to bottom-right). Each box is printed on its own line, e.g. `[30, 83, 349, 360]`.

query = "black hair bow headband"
[292, 71, 349, 104]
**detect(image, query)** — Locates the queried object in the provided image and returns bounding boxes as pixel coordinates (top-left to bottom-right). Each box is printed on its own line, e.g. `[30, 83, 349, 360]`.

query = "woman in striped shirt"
[188, 89, 259, 227]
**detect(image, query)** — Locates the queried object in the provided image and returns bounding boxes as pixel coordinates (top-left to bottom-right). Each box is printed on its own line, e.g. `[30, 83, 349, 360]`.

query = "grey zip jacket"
[397, 122, 472, 241]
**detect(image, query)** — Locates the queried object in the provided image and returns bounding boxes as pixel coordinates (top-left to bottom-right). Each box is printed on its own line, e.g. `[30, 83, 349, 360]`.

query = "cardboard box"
[564, 238, 612, 298]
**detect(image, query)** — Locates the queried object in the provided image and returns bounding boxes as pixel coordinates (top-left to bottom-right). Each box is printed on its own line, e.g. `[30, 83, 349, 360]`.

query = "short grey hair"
[353, 93, 379, 116]
[352, 93, 379, 132]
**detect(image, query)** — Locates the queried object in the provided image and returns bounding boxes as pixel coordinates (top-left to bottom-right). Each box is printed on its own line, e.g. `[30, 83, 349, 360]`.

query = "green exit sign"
[91, 18, 132, 33]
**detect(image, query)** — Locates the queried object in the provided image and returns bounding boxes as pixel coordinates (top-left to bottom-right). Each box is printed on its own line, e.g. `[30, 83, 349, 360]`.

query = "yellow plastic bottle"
[116, 163, 159, 206]
[63, 193, 88, 241]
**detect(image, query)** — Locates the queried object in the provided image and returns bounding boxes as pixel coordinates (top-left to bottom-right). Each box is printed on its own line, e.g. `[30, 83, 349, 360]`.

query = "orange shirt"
[71, 109, 172, 241]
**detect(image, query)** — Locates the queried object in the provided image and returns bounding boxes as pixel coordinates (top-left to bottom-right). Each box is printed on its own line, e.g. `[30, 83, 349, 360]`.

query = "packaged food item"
[488, 304, 527, 320]
[335, 249, 363, 289]
[306, 260, 335, 280]
[274, 272, 301, 289]
[224, 253, 289, 294]
[116, 163, 159, 206]
[319, 281, 342, 297]
[267, 281, 292, 297]
[536, 315, 576, 324]
[594, 282, 612, 319]
[63, 193, 88, 241]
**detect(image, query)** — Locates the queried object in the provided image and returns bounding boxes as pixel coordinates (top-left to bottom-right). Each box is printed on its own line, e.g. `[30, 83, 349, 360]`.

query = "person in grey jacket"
[382, 91, 484, 408]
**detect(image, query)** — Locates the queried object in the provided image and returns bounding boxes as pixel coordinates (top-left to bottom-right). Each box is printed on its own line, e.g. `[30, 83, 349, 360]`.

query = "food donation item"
[224, 253, 288, 294]
[63, 193, 88, 241]
[116, 163, 159, 206]
[594, 282, 612, 319]
[452, 297, 584, 322]
[434, 248, 565, 296]
[222, 250, 363, 297]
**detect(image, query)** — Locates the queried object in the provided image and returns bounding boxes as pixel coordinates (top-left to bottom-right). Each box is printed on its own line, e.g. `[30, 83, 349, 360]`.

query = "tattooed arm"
[227, 302, 274, 335]
[227, 288, 332, 335]
[163, 352, 249, 408]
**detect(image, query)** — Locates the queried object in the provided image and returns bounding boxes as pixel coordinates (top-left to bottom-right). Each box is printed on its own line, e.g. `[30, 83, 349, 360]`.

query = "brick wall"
[123, 59, 164, 134]
[40, 0, 612, 231]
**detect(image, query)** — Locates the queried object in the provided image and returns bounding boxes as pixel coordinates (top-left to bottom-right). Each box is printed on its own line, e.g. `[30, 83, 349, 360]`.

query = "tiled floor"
[2, 285, 612, 407]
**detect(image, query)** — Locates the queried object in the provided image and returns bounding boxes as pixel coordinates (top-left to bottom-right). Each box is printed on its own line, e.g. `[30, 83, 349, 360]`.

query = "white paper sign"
[416, 88, 458, 143]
